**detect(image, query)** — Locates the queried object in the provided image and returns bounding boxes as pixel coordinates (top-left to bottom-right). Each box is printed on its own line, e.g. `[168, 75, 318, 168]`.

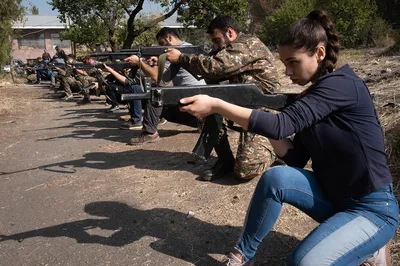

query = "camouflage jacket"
[58, 60, 80, 77]
[179, 34, 279, 94]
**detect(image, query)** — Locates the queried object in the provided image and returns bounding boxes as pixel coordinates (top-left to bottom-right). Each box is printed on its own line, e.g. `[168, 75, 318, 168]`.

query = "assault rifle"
[51, 62, 132, 71]
[121, 81, 298, 111]
[90, 45, 210, 81]
[121, 80, 298, 160]
[89, 45, 209, 62]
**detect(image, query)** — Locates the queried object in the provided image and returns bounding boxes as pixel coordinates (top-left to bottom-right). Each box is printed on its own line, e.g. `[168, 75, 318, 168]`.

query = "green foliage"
[260, 0, 315, 47]
[115, 15, 161, 47]
[49, 0, 129, 25]
[248, 0, 286, 34]
[260, 0, 394, 48]
[177, 0, 250, 31]
[0, 0, 25, 66]
[315, 0, 377, 47]
[367, 16, 395, 47]
[31, 5, 39, 15]
[376, 0, 400, 28]
[50, 0, 251, 50]
[50, 0, 131, 50]
[61, 18, 109, 50]
[50, 0, 189, 50]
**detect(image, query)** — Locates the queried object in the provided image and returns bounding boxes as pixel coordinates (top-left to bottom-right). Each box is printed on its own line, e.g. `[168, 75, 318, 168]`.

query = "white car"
[1, 59, 25, 74]
[2, 65, 11, 72]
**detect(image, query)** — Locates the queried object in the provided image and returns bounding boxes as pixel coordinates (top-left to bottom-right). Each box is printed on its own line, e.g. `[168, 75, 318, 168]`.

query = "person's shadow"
[0, 201, 300, 265]
[0, 150, 210, 176]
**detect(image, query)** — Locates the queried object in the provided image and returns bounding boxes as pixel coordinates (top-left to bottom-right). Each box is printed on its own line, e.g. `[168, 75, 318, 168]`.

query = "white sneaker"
[221, 253, 253, 266]
[360, 245, 390, 266]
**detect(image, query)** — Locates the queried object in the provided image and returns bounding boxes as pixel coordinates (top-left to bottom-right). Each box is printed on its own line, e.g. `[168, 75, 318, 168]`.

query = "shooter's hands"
[166, 48, 182, 64]
[179, 95, 217, 119]
[147, 56, 158, 67]
[102, 64, 112, 72]
[124, 55, 140, 66]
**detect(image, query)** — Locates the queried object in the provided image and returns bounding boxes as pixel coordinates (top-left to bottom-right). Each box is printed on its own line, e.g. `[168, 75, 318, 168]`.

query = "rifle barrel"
[121, 84, 298, 111]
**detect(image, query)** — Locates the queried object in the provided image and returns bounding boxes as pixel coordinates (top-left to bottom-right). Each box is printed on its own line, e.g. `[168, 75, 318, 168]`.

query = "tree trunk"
[108, 29, 119, 52]
[123, 31, 139, 49]
[122, 0, 184, 49]
[9, 36, 15, 84]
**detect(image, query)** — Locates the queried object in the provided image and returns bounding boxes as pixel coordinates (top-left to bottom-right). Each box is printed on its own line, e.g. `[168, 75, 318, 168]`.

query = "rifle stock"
[121, 83, 298, 111]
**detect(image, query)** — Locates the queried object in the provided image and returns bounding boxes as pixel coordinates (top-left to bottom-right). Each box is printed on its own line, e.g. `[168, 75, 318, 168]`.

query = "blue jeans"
[235, 166, 399, 265]
[125, 84, 142, 123]
[36, 70, 55, 86]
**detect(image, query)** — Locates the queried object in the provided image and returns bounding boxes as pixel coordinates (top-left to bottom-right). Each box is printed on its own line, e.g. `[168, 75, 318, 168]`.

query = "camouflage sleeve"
[179, 42, 267, 80]
[86, 68, 98, 76]
[58, 69, 66, 76]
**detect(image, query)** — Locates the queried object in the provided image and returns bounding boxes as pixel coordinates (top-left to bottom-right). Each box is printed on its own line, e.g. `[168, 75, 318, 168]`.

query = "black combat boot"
[201, 137, 235, 181]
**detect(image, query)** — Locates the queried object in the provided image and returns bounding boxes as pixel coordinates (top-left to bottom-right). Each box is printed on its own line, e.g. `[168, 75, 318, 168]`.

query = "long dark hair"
[280, 10, 340, 78]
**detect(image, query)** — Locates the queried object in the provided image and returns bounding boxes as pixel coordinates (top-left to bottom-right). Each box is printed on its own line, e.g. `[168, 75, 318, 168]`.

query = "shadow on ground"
[1, 149, 252, 186]
[0, 149, 211, 176]
[0, 201, 299, 265]
[33, 123, 198, 143]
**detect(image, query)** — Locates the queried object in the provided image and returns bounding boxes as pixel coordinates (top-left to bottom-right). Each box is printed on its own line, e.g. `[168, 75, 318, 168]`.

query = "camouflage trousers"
[193, 114, 275, 181]
[77, 76, 101, 96]
[27, 73, 37, 82]
[234, 130, 275, 180]
[59, 76, 83, 96]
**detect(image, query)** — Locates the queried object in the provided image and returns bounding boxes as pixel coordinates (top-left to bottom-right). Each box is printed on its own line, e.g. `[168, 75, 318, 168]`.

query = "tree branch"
[126, 0, 145, 37]
[95, 11, 105, 22]
[134, 0, 185, 36]
[130, 0, 145, 19]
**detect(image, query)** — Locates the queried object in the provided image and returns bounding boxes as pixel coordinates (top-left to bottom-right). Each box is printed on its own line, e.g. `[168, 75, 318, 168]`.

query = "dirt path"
[0, 84, 316, 266]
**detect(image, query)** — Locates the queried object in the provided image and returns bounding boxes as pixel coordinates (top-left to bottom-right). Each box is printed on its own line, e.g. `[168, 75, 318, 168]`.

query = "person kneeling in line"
[123, 27, 206, 145]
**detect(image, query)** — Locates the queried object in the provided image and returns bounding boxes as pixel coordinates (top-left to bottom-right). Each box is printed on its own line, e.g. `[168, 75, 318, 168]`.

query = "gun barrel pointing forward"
[121, 83, 298, 111]
[89, 45, 209, 59]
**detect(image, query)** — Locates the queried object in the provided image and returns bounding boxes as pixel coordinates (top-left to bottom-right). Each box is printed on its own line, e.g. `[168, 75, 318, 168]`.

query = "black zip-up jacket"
[248, 64, 392, 200]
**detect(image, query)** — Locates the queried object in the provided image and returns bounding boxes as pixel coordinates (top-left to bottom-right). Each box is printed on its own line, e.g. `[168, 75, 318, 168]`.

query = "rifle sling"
[157, 53, 168, 86]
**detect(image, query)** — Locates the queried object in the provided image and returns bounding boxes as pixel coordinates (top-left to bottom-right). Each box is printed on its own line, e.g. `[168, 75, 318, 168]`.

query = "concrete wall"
[12, 29, 72, 62]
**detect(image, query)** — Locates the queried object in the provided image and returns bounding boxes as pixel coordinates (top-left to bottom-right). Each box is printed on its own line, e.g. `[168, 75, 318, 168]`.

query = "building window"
[17, 33, 45, 49]
[51, 33, 70, 49]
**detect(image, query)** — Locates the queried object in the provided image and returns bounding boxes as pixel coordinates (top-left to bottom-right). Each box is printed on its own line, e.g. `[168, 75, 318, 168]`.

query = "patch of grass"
[379, 40, 400, 56]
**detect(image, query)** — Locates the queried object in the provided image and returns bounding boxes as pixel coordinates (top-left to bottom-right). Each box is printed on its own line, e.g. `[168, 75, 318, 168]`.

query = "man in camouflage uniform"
[56, 56, 100, 102]
[55, 56, 82, 100]
[166, 14, 280, 181]
[74, 57, 102, 104]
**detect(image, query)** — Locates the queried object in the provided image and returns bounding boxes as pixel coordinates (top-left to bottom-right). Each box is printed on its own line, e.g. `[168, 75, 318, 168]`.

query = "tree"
[177, 0, 250, 31]
[261, 0, 316, 47]
[115, 14, 161, 47]
[248, 0, 285, 34]
[376, 0, 400, 28]
[31, 5, 39, 15]
[61, 18, 109, 51]
[260, 0, 388, 47]
[50, 0, 188, 51]
[315, 0, 378, 46]
[0, 0, 25, 66]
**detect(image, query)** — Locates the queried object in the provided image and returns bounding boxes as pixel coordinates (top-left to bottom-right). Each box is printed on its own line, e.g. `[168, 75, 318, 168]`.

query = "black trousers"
[142, 105, 200, 134]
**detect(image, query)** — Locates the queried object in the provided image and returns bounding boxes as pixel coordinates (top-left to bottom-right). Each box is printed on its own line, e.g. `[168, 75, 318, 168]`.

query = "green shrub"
[315, 0, 377, 47]
[369, 16, 395, 47]
[260, 0, 316, 47]
[260, 0, 389, 48]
